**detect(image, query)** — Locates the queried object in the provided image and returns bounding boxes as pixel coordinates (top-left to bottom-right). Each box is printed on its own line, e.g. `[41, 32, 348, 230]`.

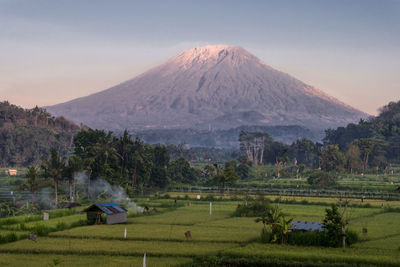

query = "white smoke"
[36, 187, 54, 209]
[74, 171, 143, 213]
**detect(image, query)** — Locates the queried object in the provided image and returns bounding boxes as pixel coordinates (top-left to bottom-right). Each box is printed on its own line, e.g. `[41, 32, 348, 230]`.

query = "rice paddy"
[0, 197, 399, 266]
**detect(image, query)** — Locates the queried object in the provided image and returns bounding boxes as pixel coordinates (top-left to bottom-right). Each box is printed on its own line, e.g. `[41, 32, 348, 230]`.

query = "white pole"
[210, 202, 212, 216]
[143, 253, 146, 267]
[124, 227, 127, 239]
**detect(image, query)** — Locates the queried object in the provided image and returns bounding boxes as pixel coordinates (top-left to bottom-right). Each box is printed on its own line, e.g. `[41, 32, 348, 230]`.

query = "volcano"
[46, 45, 367, 134]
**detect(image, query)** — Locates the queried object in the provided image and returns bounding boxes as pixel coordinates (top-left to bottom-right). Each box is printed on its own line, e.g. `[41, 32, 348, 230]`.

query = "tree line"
[25, 129, 200, 206]
[238, 100, 400, 183]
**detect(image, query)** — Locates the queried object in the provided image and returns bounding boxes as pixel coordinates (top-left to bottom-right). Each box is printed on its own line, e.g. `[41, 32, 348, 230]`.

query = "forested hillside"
[324, 100, 400, 163]
[0, 101, 83, 167]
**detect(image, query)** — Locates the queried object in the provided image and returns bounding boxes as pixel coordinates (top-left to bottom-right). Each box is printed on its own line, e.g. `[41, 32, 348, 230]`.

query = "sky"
[0, 0, 399, 115]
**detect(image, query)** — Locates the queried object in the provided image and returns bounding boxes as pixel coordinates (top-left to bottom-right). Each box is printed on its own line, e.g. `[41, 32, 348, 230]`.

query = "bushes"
[345, 229, 359, 245]
[288, 231, 326, 247]
[286, 230, 359, 247]
[233, 198, 271, 217]
[307, 171, 337, 187]
[259, 228, 271, 243]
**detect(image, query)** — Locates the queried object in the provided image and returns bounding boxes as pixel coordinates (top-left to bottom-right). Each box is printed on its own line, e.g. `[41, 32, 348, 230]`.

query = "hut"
[84, 203, 127, 225]
[8, 169, 17, 176]
[290, 221, 324, 231]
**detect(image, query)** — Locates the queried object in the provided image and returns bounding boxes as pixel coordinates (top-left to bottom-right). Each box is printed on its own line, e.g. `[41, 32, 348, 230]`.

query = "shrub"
[288, 230, 327, 246]
[346, 229, 359, 246]
[259, 228, 272, 243]
[233, 198, 271, 217]
[307, 171, 337, 187]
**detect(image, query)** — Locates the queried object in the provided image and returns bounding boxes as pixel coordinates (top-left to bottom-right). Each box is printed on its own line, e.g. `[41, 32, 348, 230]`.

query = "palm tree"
[93, 132, 118, 165]
[24, 166, 41, 205]
[255, 205, 287, 243]
[64, 156, 82, 201]
[117, 130, 132, 177]
[130, 138, 146, 188]
[41, 148, 65, 206]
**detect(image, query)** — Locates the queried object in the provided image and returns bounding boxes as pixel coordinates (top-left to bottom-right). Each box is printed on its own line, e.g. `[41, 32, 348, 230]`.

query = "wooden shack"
[84, 203, 127, 225]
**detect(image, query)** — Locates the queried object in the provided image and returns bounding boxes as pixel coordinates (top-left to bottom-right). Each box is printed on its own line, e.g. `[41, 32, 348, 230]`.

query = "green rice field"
[0, 197, 400, 266]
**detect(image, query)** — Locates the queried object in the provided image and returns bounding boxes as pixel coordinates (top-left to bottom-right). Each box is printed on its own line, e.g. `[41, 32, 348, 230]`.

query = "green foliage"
[73, 129, 199, 192]
[206, 162, 240, 191]
[0, 232, 18, 244]
[0, 101, 81, 167]
[254, 204, 293, 245]
[259, 227, 272, 243]
[233, 198, 271, 217]
[324, 100, 400, 165]
[307, 171, 337, 187]
[288, 230, 326, 246]
[236, 163, 250, 180]
[322, 205, 344, 247]
[48, 257, 63, 266]
[319, 145, 346, 172]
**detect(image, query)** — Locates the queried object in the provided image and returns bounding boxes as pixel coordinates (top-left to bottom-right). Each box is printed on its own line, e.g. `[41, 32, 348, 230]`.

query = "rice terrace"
[1, 185, 400, 266]
[1, 0, 400, 266]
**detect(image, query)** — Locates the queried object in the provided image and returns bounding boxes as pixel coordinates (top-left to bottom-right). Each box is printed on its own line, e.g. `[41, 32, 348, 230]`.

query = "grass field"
[0, 197, 400, 266]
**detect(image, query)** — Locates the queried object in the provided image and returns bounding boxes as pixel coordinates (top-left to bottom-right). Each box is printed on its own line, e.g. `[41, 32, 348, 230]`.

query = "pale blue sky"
[1, 0, 399, 114]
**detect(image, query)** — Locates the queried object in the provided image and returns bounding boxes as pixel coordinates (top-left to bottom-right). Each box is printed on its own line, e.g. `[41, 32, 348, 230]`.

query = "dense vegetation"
[237, 100, 400, 185]
[0, 101, 83, 167]
[324, 100, 400, 164]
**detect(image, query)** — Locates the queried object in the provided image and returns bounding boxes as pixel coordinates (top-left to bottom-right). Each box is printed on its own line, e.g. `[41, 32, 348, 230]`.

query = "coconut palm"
[41, 148, 65, 206]
[64, 156, 82, 201]
[24, 166, 41, 205]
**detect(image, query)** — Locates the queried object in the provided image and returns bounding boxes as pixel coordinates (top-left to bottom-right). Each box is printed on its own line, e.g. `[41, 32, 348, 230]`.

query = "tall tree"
[64, 155, 82, 201]
[23, 166, 41, 205]
[319, 145, 346, 173]
[345, 143, 361, 174]
[41, 148, 65, 206]
[239, 131, 271, 164]
[356, 138, 375, 172]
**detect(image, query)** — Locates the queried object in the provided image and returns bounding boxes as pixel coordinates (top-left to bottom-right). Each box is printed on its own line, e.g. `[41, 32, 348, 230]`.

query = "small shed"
[84, 203, 127, 225]
[290, 221, 324, 231]
[8, 169, 17, 176]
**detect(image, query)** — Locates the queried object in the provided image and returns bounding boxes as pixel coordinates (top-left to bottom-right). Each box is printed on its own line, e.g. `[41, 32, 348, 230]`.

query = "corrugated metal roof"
[84, 203, 127, 215]
[290, 221, 324, 231]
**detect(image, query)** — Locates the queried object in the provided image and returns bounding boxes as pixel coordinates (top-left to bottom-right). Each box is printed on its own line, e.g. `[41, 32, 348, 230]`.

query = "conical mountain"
[46, 45, 367, 132]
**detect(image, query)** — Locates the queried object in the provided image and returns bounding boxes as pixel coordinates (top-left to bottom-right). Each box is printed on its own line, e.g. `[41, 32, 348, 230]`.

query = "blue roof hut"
[84, 203, 127, 225]
[290, 221, 324, 231]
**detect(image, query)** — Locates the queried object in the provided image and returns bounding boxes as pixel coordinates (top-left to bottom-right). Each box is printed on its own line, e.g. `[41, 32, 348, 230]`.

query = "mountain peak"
[46, 45, 367, 134]
[170, 44, 260, 68]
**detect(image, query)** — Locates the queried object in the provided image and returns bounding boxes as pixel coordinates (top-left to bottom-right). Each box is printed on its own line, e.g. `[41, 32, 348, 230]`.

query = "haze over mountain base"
[46, 45, 367, 145]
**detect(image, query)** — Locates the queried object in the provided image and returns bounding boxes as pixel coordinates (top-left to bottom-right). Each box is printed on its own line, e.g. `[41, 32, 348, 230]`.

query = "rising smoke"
[74, 172, 143, 212]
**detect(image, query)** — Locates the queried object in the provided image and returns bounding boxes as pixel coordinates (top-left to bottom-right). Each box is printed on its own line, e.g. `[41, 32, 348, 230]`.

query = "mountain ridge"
[46, 45, 368, 134]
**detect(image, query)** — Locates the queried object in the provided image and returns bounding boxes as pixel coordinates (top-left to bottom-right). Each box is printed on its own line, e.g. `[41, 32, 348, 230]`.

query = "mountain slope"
[46, 45, 367, 132]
